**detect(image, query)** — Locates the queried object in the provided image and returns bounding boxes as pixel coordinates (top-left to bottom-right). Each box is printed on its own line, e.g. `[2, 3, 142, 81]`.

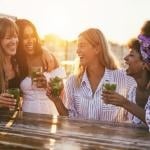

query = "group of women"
[0, 17, 149, 131]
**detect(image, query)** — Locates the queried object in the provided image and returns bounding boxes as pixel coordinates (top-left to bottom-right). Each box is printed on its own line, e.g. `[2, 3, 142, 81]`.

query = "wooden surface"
[0, 111, 150, 150]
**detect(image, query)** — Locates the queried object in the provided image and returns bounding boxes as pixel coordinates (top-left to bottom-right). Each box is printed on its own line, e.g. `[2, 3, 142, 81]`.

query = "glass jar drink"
[48, 76, 63, 97]
[102, 81, 117, 91]
[7, 88, 20, 110]
[30, 66, 43, 88]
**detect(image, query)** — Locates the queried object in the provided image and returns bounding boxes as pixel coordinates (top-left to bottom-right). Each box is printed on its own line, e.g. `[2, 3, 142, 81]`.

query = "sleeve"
[145, 97, 150, 130]
[63, 75, 78, 118]
[44, 67, 66, 81]
[113, 69, 136, 97]
[126, 75, 137, 96]
[126, 86, 144, 124]
[124, 73, 140, 123]
[126, 86, 136, 121]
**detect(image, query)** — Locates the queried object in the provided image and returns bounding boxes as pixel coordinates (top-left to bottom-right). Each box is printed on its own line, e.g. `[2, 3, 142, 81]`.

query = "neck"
[27, 53, 35, 59]
[4, 55, 12, 65]
[134, 70, 150, 90]
[86, 62, 105, 78]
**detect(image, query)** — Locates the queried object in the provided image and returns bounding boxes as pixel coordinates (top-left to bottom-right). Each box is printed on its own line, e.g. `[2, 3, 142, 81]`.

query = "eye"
[4, 36, 16, 40]
[79, 45, 84, 48]
[5, 37, 11, 40]
[23, 34, 35, 39]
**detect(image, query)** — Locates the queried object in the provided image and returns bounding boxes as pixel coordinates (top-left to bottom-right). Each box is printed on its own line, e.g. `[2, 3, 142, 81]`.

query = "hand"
[46, 83, 68, 116]
[146, 80, 150, 89]
[0, 93, 16, 109]
[101, 90, 127, 107]
[42, 50, 55, 72]
[46, 82, 64, 103]
[34, 72, 47, 88]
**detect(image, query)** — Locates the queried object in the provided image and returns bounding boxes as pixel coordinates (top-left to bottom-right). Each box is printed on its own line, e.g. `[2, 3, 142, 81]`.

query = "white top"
[20, 67, 66, 115]
[63, 68, 136, 122]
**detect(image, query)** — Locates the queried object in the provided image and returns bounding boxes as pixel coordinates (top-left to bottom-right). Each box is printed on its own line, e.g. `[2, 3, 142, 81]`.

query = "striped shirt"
[63, 68, 136, 122]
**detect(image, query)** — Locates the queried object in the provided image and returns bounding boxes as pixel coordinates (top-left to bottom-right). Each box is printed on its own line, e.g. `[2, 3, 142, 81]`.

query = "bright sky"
[0, 0, 150, 44]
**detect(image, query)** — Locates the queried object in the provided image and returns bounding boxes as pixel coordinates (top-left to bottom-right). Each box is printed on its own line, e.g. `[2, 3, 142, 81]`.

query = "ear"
[144, 63, 150, 71]
[142, 62, 148, 70]
[94, 46, 100, 54]
[95, 49, 99, 54]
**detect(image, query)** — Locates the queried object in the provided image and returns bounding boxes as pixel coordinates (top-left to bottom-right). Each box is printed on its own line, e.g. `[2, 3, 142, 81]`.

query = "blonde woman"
[47, 28, 135, 122]
[0, 18, 20, 112]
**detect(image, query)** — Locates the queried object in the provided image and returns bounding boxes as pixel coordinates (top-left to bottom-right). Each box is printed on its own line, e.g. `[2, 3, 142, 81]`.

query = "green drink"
[7, 88, 20, 110]
[103, 81, 117, 91]
[31, 66, 43, 80]
[49, 76, 63, 97]
[30, 66, 43, 88]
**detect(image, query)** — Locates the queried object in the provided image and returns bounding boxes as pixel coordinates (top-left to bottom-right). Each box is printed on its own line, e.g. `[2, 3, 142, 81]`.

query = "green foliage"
[49, 77, 63, 97]
[7, 88, 20, 109]
[103, 83, 116, 91]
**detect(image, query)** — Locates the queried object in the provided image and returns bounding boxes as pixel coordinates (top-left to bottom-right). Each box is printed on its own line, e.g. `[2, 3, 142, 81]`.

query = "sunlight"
[36, 17, 78, 40]
[0, 0, 150, 43]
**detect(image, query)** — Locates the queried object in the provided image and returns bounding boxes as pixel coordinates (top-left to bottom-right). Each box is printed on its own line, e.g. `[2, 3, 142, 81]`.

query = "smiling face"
[1, 28, 18, 56]
[76, 36, 98, 66]
[23, 26, 36, 56]
[124, 49, 144, 78]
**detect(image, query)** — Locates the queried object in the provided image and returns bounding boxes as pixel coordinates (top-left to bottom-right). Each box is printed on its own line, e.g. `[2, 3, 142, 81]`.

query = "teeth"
[26, 45, 33, 48]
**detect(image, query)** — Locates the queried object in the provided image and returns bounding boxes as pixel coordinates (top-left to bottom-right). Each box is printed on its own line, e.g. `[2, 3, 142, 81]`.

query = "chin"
[126, 72, 134, 78]
[26, 50, 34, 55]
[79, 60, 85, 66]
[9, 50, 16, 56]
[125, 69, 130, 75]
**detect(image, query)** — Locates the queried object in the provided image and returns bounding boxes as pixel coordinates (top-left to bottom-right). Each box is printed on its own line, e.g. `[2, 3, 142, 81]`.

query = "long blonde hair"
[0, 18, 18, 92]
[75, 28, 119, 86]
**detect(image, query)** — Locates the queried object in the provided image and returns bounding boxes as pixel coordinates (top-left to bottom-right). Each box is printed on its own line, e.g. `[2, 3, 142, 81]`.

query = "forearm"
[123, 100, 146, 123]
[53, 98, 69, 116]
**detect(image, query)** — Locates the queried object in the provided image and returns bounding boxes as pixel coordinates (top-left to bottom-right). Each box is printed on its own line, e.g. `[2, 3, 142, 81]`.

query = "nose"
[124, 55, 128, 61]
[27, 36, 33, 42]
[11, 37, 18, 44]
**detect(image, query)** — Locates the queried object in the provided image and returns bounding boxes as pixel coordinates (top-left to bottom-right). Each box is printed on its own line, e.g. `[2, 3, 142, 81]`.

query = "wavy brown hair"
[0, 17, 18, 92]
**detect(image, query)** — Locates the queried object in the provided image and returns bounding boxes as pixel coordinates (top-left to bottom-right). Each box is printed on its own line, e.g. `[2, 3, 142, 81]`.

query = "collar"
[80, 68, 110, 88]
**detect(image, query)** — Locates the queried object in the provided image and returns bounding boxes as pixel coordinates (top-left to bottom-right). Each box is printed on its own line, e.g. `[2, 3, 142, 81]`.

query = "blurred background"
[0, 0, 150, 76]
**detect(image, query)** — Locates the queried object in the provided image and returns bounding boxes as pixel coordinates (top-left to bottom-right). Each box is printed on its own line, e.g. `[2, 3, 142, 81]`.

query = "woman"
[0, 18, 20, 112]
[142, 20, 150, 130]
[47, 28, 135, 122]
[15, 19, 66, 115]
[102, 21, 150, 126]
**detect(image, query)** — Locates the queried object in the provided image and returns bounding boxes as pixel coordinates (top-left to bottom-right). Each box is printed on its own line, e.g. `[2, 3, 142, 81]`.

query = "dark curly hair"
[141, 20, 150, 37]
[127, 38, 143, 60]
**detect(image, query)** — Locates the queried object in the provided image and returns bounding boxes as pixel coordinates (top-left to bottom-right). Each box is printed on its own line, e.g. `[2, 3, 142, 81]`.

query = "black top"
[0, 58, 21, 114]
[0, 76, 20, 114]
[8, 75, 20, 89]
